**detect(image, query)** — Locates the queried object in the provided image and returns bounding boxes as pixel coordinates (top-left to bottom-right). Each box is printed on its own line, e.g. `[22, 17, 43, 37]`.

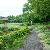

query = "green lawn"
[0, 23, 22, 28]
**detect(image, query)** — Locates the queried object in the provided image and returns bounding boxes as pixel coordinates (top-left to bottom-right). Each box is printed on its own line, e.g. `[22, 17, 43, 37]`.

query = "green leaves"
[0, 26, 28, 50]
[32, 24, 50, 45]
[23, 0, 50, 23]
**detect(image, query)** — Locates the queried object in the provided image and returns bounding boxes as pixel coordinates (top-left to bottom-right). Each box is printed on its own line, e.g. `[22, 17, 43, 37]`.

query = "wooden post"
[4, 21, 7, 28]
[3, 20, 8, 32]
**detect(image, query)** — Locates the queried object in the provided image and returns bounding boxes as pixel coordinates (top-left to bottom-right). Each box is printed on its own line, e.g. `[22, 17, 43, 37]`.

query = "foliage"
[23, 0, 50, 23]
[0, 26, 29, 50]
[8, 15, 26, 23]
[31, 24, 50, 45]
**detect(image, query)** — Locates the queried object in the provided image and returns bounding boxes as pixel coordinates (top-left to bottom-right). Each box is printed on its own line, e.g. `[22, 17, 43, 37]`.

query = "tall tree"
[23, 0, 50, 22]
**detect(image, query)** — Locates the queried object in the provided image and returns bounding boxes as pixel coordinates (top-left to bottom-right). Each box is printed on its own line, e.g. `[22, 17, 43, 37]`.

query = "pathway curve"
[17, 30, 43, 50]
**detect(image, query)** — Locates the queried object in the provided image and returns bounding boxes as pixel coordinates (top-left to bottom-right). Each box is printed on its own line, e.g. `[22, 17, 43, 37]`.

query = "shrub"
[0, 26, 28, 50]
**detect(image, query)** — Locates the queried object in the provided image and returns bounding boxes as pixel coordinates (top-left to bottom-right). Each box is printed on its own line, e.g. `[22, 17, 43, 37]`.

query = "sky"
[0, 0, 27, 17]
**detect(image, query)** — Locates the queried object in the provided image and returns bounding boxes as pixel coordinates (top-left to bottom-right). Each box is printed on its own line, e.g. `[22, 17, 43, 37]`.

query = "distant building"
[0, 16, 8, 28]
[0, 16, 8, 21]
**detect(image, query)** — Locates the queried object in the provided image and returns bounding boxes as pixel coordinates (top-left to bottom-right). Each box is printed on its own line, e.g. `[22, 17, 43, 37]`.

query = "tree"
[8, 15, 16, 23]
[29, 0, 50, 21]
[23, 0, 50, 23]
[23, 3, 33, 23]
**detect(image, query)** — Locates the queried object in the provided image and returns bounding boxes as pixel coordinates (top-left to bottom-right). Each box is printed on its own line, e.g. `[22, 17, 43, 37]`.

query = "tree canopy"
[23, 0, 50, 23]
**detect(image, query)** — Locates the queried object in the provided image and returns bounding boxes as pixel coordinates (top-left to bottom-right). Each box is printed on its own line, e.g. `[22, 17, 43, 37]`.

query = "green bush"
[0, 26, 28, 50]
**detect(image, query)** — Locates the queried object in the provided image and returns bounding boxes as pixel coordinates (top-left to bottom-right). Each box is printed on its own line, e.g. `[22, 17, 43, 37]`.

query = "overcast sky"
[0, 0, 27, 17]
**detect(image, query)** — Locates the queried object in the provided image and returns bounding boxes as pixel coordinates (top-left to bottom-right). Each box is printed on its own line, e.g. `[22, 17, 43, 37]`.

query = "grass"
[0, 23, 22, 28]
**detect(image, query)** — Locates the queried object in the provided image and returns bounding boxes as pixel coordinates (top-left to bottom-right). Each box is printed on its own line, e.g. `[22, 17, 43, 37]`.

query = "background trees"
[7, 0, 50, 23]
[23, 0, 50, 23]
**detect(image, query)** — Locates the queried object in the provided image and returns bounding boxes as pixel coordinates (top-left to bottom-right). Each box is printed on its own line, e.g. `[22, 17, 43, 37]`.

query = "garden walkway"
[17, 30, 43, 50]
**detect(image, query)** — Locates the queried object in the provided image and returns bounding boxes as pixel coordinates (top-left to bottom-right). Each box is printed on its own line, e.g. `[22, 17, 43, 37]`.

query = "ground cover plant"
[0, 25, 29, 50]
[29, 23, 50, 50]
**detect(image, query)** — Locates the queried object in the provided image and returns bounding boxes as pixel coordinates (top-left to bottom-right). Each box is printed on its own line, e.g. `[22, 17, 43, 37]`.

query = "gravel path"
[17, 30, 43, 50]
